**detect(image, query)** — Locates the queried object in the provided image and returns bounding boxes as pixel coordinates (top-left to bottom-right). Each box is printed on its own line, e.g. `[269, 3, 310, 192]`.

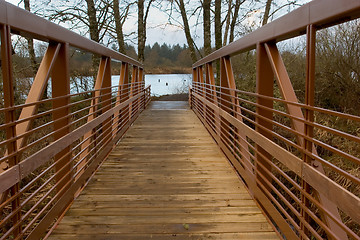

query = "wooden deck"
[48, 101, 278, 240]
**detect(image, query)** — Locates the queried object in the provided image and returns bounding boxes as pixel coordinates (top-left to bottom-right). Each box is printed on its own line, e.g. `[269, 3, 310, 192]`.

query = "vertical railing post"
[220, 56, 252, 172]
[198, 66, 206, 119]
[138, 67, 145, 110]
[205, 63, 221, 141]
[130, 66, 138, 120]
[100, 57, 112, 142]
[1, 24, 22, 237]
[78, 56, 108, 177]
[301, 24, 316, 238]
[113, 62, 128, 135]
[255, 43, 274, 192]
[51, 43, 72, 198]
[264, 41, 348, 240]
[191, 68, 198, 108]
[121, 63, 130, 126]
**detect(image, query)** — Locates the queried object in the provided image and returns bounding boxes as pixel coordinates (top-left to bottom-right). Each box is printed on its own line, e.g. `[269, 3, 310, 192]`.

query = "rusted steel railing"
[190, 0, 360, 239]
[0, 2, 150, 239]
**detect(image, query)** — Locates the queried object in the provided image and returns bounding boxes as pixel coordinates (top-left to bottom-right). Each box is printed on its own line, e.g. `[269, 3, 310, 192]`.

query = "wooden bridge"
[0, 0, 360, 239]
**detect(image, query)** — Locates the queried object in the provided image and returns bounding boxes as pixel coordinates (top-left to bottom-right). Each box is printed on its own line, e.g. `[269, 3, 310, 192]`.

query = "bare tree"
[171, 0, 198, 63]
[223, 0, 232, 46]
[47, 0, 111, 71]
[23, 0, 37, 75]
[112, 0, 132, 54]
[202, 0, 211, 56]
[229, 0, 243, 43]
[262, 0, 273, 26]
[138, 0, 154, 62]
[214, 0, 222, 50]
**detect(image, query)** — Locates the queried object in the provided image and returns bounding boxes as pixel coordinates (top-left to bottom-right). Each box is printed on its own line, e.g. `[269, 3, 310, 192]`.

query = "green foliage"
[144, 42, 192, 72]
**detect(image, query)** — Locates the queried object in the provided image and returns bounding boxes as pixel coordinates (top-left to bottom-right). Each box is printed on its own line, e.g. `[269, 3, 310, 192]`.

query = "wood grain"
[48, 102, 278, 240]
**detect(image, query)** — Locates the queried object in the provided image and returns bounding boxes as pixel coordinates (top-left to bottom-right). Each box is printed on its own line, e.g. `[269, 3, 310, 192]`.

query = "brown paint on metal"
[255, 43, 274, 195]
[19, 93, 144, 182]
[79, 57, 108, 176]
[99, 57, 112, 155]
[301, 24, 316, 238]
[15, 43, 60, 151]
[221, 57, 252, 174]
[28, 108, 143, 239]
[264, 42, 347, 239]
[112, 62, 128, 135]
[1, 24, 22, 237]
[129, 66, 138, 120]
[192, 91, 298, 239]
[120, 63, 130, 128]
[138, 68, 145, 110]
[51, 43, 72, 196]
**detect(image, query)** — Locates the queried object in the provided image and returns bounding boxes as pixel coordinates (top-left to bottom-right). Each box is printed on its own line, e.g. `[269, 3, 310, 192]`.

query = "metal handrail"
[190, 0, 360, 239]
[0, 3, 151, 239]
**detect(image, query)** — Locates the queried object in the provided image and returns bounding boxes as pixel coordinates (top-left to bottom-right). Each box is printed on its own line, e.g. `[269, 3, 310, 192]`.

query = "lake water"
[111, 74, 191, 97]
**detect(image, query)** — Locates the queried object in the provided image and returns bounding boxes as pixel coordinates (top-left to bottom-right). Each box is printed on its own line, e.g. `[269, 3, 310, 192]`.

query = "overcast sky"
[5, 0, 310, 48]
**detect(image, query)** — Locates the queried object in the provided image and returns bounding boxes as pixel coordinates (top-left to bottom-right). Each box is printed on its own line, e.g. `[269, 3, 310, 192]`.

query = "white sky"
[5, 0, 311, 48]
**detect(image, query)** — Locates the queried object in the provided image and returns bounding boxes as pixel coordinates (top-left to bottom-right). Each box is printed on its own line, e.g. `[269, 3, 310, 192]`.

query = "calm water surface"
[111, 74, 191, 96]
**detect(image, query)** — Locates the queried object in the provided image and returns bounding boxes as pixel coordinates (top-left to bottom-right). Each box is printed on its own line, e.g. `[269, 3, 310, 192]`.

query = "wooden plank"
[66, 206, 263, 216]
[48, 232, 279, 240]
[52, 222, 275, 234]
[49, 103, 277, 239]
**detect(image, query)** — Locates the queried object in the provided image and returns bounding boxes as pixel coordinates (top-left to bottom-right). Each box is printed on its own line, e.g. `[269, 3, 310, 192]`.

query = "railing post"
[255, 43, 274, 193]
[79, 56, 108, 177]
[220, 56, 252, 173]
[264, 41, 348, 240]
[15, 43, 60, 153]
[1, 24, 22, 238]
[129, 66, 138, 119]
[205, 63, 221, 141]
[120, 63, 130, 126]
[113, 62, 128, 134]
[51, 43, 72, 198]
[138, 67, 145, 110]
[100, 57, 112, 145]
[197, 66, 206, 119]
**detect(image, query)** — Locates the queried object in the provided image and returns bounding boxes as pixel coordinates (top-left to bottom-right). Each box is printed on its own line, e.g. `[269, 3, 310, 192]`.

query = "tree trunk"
[24, 0, 37, 75]
[138, 0, 145, 62]
[113, 0, 126, 54]
[229, 0, 242, 43]
[203, 0, 211, 56]
[223, 0, 232, 46]
[85, 0, 99, 42]
[262, 0, 273, 26]
[85, 0, 100, 76]
[176, 0, 197, 63]
[215, 0, 222, 50]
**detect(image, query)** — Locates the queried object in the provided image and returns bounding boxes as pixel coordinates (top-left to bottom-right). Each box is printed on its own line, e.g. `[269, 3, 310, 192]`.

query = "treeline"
[144, 43, 192, 73]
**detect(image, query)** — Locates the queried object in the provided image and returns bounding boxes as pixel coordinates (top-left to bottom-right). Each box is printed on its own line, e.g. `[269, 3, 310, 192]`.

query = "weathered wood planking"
[48, 101, 278, 240]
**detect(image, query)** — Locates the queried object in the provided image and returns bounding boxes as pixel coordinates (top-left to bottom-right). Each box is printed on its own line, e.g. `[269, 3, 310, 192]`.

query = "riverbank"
[151, 93, 188, 101]
[145, 66, 192, 74]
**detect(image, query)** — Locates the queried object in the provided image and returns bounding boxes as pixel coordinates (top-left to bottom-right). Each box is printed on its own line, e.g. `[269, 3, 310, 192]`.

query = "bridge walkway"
[48, 101, 278, 240]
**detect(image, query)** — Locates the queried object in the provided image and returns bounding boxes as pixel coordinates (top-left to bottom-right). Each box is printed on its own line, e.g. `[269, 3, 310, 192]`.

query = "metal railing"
[0, 2, 150, 239]
[190, 0, 360, 239]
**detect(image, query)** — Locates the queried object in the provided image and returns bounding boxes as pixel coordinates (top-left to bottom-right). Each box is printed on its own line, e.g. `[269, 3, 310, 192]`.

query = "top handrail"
[0, 1, 142, 67]
[193, 0, 360, 67]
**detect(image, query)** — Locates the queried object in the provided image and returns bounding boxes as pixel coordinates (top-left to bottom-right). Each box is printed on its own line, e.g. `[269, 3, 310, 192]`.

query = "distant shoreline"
[144, 67, 192, 74]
